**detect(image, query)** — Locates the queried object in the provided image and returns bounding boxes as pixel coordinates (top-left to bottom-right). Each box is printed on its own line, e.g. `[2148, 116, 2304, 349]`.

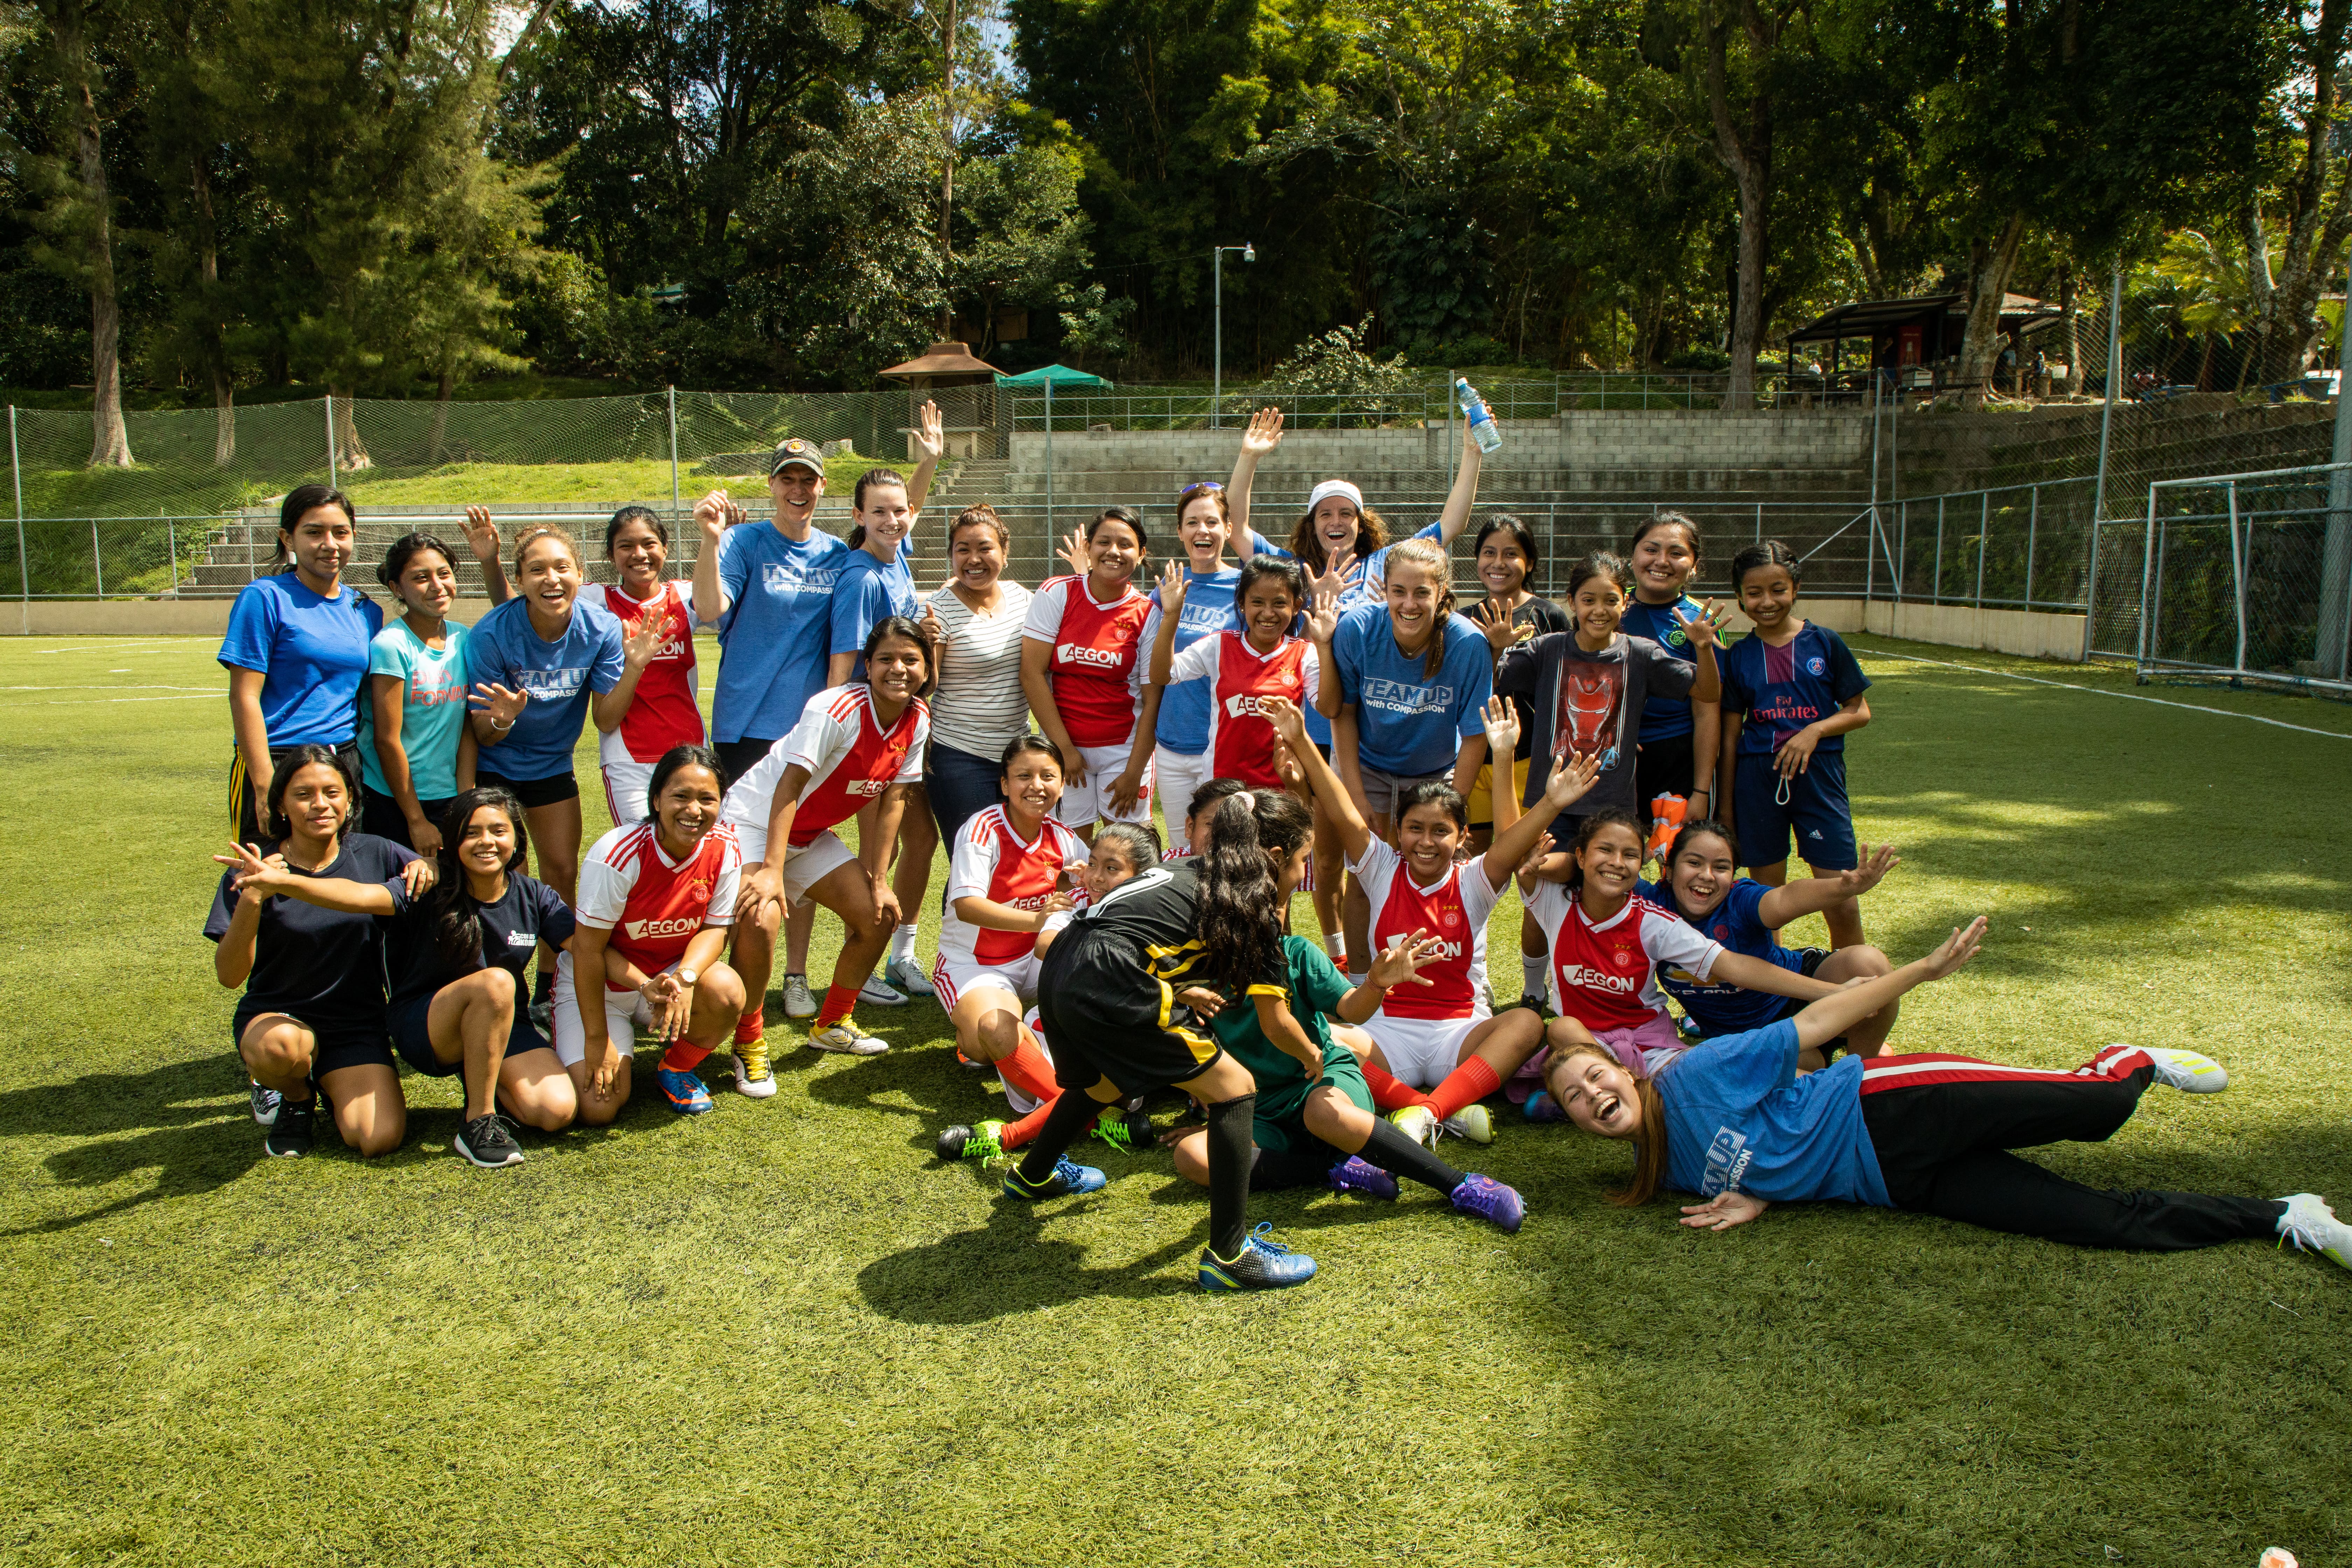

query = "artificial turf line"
[1867, 647, 2352, 737]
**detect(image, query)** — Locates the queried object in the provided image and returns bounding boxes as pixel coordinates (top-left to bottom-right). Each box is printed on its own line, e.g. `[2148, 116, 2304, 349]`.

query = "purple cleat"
[1521, 1090, 1566, 1123]
[1328, 1155, 1400, 1200]
[1450, 1174, 1526, 1233]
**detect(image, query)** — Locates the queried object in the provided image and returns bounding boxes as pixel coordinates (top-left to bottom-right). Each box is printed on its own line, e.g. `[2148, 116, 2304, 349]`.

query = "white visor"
[1307, 479, 1364, 513]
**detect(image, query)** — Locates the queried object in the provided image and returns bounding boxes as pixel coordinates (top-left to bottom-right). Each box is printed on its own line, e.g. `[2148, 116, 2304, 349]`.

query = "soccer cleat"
[780, 974, 818, 1019]
[732, 1038, 777, 1099]
[655, 1066, 714, 1114]
[858, 973, 908, 1008]
[1121, 1108, 1156, 1148]
[264, 1096, 314, 1158]
[2275, 1193, 2352, 1272]
[453, 1113, 524, 1168]
[809, 1021, 889, 1056]
[1090, 1109, 1141, 1154]
[885, 955, 935, 997]
[1390, 1105, 1439, 1148]
[1522, 1090, 1566, 1123]
[1328, 1155, 1399, 1200]
[1002, 1157, 1107, 1200]
[248, 1080, 282, 1128]
[1450, 1173, 1526, 1233]
[954, 1048, 990, 1072]
[1198, 1223, 1318, 1292]
[1442, 1104, 1495, 1144]
[2137, 1045, 2228, 1094]
[938, 1120, 1006, 1162]
[1676, 1010, 1706, 1040]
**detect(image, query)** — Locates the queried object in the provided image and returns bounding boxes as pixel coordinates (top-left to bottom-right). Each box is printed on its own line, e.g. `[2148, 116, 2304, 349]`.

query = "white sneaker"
[886, 954, 935, 997]
[810, 1022, 890, 1056]
[781, 974, 818, 1019]
[1441, 1104, 1495, 1144]
[1390, 1105, 1438, 1149]
[2136, 1044, 2228, 1094]
[731, 1038, 778, 1099]
[2275, 1193, 2352, 1272]
[858, 973, 908, 1007]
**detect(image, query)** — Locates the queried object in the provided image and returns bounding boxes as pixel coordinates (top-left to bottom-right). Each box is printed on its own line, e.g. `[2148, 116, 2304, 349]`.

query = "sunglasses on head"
[1178, 481, 1225, 499]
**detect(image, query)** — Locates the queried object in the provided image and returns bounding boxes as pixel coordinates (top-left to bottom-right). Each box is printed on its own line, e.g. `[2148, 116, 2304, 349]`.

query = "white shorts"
[550, 949, 655, 1068]
[1151, 746, 1208, 835]
[1364, 1010, 1488, 1089]
[1056, 743, 1153, 832]
[600, 758, 656, 826]
[931, 952, 1041, 1011]
[731, 826, 858, 906]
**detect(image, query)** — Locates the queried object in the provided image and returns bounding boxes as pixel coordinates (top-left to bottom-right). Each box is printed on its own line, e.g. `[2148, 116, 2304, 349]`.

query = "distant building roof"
[880, 341, 1001, 384]
[1788, 292, 2061, 345]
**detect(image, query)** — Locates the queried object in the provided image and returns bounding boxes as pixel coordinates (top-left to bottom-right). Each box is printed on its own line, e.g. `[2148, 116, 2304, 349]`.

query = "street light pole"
[1212, 243, 1255, 427]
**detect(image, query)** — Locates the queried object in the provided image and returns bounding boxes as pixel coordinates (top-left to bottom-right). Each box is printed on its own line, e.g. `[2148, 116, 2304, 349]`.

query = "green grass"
[1, 632, 2347, 1567]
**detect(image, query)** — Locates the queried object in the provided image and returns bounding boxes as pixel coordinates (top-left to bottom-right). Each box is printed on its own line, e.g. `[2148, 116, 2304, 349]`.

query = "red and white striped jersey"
[1165, 630, 1320, 789]
[1525, 882, 1722, 1032]
[722, 684, 928, 849]
[1351, 838, 1503, 1021]
[1021, 574, 1150, 748]
[595, 581, 704, 765]
[575, 818, 741, 973]
[939, 805, 1090, 967]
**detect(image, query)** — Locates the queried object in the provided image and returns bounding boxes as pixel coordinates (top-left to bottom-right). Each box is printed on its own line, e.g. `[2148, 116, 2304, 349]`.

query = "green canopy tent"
[994, 364, 1113, 389]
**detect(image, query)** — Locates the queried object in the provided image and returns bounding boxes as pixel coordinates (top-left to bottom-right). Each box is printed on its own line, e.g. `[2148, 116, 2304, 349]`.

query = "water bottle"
[1454, 377, 1503, 454]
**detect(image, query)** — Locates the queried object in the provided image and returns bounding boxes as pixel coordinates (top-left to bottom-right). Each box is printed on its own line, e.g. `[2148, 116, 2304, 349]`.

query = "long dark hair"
[605, 504, 668, 554]
[421, 788, 529, 973]
[1473, 513, 1540, 592]
[1568, 808, 1645, 895]
[1196, 788, 1312, 993]
[264, 742, 355, 842]
[860, 615, 935, 698]
[646, 743, 724, 821]
[277, 483, 356, 572]
[1731, 538, 1802, 591]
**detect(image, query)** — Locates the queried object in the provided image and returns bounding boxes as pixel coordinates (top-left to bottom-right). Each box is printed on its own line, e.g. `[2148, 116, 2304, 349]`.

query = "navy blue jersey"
[204, 834, 415, 1030]
[1619, 595, 1704, 742]
[1721, 623, 1869, 758]
[386, 872, 576, 1008]
[1642, 875, 1804, 1034]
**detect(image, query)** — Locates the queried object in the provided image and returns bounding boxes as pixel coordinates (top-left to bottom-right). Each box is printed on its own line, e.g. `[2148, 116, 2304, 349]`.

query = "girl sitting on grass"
[1540, 917, 2352, 1277]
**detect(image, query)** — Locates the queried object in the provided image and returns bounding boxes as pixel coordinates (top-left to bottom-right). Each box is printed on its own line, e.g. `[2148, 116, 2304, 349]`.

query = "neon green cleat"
[937, 1120, 1007, 1163]
[1441, 1104, 1494, 1144]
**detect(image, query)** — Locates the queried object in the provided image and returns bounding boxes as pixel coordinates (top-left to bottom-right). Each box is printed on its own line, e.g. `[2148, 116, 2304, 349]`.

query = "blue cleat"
[655, 1066, 713, 1115]
[1327, 1155, 1399, 1200]
[1450, 1174, 1526, 1233]
[1522, 1090, 1566, 1123]
[1001, 1157, 1107, 1200]
[1199, 1222, 1317, 1292]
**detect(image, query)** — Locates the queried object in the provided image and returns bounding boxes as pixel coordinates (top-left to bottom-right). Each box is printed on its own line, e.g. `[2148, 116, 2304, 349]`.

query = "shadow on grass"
[0, 1053, 268, 1234]
[856, 1197, 1199, 1322]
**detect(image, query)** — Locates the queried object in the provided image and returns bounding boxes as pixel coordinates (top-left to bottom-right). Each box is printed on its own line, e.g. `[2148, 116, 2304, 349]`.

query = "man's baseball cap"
[769, 437, 824, 477]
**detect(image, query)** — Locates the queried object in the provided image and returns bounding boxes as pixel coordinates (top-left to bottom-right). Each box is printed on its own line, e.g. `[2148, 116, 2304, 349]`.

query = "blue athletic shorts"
[1732, 751, 1857, 870]
[390, 989, 555, 1077]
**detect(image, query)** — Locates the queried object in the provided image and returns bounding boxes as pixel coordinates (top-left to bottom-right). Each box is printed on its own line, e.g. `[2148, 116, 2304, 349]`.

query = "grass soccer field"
[2, 632, 2347, 1568]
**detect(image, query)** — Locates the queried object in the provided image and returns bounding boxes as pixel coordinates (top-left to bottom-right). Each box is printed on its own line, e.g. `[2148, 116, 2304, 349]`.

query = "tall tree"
[2245, 0, 2352, 384]
[1696, 0, 1804, 407]
[29, 0, 133, 464]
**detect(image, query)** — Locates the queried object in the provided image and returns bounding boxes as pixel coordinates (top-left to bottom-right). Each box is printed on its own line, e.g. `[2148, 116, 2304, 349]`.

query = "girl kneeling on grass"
[720, 617, 932, 1061]
[1650, 825, 1899, 1057]
[222, 786, 583, 1168]
[559, 746, 749, 1119]
[1541, 918, 2352, 1274]
[206, 747, 429, 1160]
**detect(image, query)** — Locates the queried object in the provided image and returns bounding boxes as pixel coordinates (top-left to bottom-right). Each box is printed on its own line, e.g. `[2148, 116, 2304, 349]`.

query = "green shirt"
[1207, 936, 1356, 1121]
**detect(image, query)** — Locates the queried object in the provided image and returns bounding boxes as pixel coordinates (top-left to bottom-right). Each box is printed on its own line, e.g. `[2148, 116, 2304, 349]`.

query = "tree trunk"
[214, 368, 234, 465]
[51, 1, 131, 468]
[1953, 213, 2026, 409]
[329, 384, 372, 471]
[2247, 0, 2352, 383]
[428, 368, 453, 462]
[1702, 2, 1772, 411]
[2058, 265, 2079, 396]
[937, 0, 958, 343]
[194, 158, 235, 465]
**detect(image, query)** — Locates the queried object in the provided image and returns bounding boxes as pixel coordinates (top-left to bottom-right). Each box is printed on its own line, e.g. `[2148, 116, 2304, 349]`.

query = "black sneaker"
[248, 1080, 283, 1127]
[454, 1113, 525, 1169]
[265, 1096, 314, 1158]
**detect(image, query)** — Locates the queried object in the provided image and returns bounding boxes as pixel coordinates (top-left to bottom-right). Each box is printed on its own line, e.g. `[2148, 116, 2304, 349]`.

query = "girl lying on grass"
[1541, 918, 2352, 1273]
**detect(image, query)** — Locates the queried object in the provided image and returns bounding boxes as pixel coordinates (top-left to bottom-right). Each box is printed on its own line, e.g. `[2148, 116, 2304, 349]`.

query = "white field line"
[1867, 650, 2352, 741]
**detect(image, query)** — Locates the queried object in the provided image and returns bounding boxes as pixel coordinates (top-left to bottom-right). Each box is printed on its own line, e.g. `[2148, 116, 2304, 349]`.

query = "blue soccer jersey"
[465, 596, 626, 780]
[1620, 595, 1704, 742]
[1721, 623, 1870, 758]
[1659, 1020, 1890, 1206]
[712, 524, 850, 744]
[1331, 601, 1492, 776]
[1642, 875, 1805, 1034]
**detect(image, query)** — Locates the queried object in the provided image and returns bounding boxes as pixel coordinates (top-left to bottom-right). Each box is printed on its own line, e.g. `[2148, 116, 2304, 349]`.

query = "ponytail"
[1385, 537, 1455, 679]
[1195, 789, 1312, 994]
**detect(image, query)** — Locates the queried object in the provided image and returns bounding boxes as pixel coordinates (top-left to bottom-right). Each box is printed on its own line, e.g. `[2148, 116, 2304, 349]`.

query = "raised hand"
[1256, 693, 1309, 753]
[918, 598, 946, 647]
[1304, 584, 1340, 643]
[621, 612, 665, 669]
[461, 506, 502, 563]
[1919, 916, 1988, 981]
[469, 681, 528, 728]
[1304, 548, 1356, 607]
[215, 841, 288, 896]
[1479, 693, 1520, 757]
[1513, 832, 1556, 881]
[1272, 740, 1305, 792]
[693, 488, 743, 543]
[1156, 558, 1189, 616]
[1836, 844, 1899, 898]
[1673, 598, 1727, 652]
[1542, 749, 1604, 810]
[1241, 405, 1284, 456]
[1058, 527, 1091, 579]
[1472, 597, 1534, 656]
[1368, 927, 1447, 990]
[913, 399, 945, 463]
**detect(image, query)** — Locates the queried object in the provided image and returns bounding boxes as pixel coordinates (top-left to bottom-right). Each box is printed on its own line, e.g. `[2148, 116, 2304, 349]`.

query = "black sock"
[1357, 1117, 1466, 1194]
[533, 969, 553, 1002]
[1015, 1091, 1104, 1186]
[1205, 1093, 1256, 1259]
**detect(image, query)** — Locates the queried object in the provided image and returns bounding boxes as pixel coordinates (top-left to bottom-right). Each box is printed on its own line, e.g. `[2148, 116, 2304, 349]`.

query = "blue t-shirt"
[830, 549, 920, 679]
[357, 621, 469, 800]
[1249, 521, 1442, 747]
[1660, 1020, 1889, 1206]
[1722, 623, 1871, 758]
[1620, 595, 1704, 742]
[1331, 602, 1493, 776]
[1145, 565, 1244, 755]
[712, 523, 852, 744]
[1642, 875, 1804, 1034]
[465, 596, 626, 782]
[217, 574, 385, 747]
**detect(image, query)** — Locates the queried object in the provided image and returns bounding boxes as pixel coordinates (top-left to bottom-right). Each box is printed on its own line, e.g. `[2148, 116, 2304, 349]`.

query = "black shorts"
[229, 741, 362, 845]
[474, 768, 579, 811]
[389, 990, 555, 1077]
[360, 787, 458, 850]
[1633, 731, 1698, 816]
[715, 738, 779, 793]
[232, 1006, 395, 1077]
[1035, 927, 1226, 1097]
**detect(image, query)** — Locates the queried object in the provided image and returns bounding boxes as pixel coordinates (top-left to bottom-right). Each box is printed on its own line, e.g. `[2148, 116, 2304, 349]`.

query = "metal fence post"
[1043, 379, 1054, 542]
[2227, 479, 2247, 677]
[10, 406, 24, 607]
[2082, 519, 2101, 660]
[2136, 483, 2159, 670]
[1933, 496, 1945, 601]
[1896, 500, 1908, 603]
[1754, 502, 1762, 543]
[91, 519, 104, 600]
[167, 516, 179, 598]
[666, 386, 680, 520]
[324, 393, 338, 479]
[1975, 491, 1988, 607]
[2024, 485, 2038, 609]
[2322, 255, 2352, 678]
[2092, 267, 2122, 526]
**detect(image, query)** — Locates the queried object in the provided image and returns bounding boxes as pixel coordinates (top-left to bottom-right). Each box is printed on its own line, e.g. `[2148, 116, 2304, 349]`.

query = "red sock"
[814, 983, 859, 1030]
[733, 1005, 764, 1046]
[1425, 1055, 1502, 1122]
[1000, 1092, 1059, 1150]
[660, 1041, 711, 1074]
[1362, 1058, 1435, 1113]
[996, 1038, 1060, 1106]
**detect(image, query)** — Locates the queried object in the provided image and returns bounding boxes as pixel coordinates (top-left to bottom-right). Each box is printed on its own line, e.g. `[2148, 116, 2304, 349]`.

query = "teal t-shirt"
[1206, 935, 1355, 1121]
[357, 620, 470, 800]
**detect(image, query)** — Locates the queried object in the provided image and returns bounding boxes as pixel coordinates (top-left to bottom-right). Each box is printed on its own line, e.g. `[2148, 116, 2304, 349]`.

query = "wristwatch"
[677, 967, 698, 987]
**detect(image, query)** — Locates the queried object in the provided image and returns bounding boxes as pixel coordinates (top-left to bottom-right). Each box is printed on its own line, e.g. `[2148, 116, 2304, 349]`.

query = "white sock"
[888, 923, 919, 963]
[1325, 936, 1347, 964]
[1521, 953, 1548, 995]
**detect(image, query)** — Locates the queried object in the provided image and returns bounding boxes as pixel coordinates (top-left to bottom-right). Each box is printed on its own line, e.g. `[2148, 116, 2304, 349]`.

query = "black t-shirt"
[1493, 631, 1696, 817]
[1479, 594, 1572, 745]
[1073, 860, 1286, 993]
[386, 872, 577, 1007]
[203, 833, 417, 1032]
